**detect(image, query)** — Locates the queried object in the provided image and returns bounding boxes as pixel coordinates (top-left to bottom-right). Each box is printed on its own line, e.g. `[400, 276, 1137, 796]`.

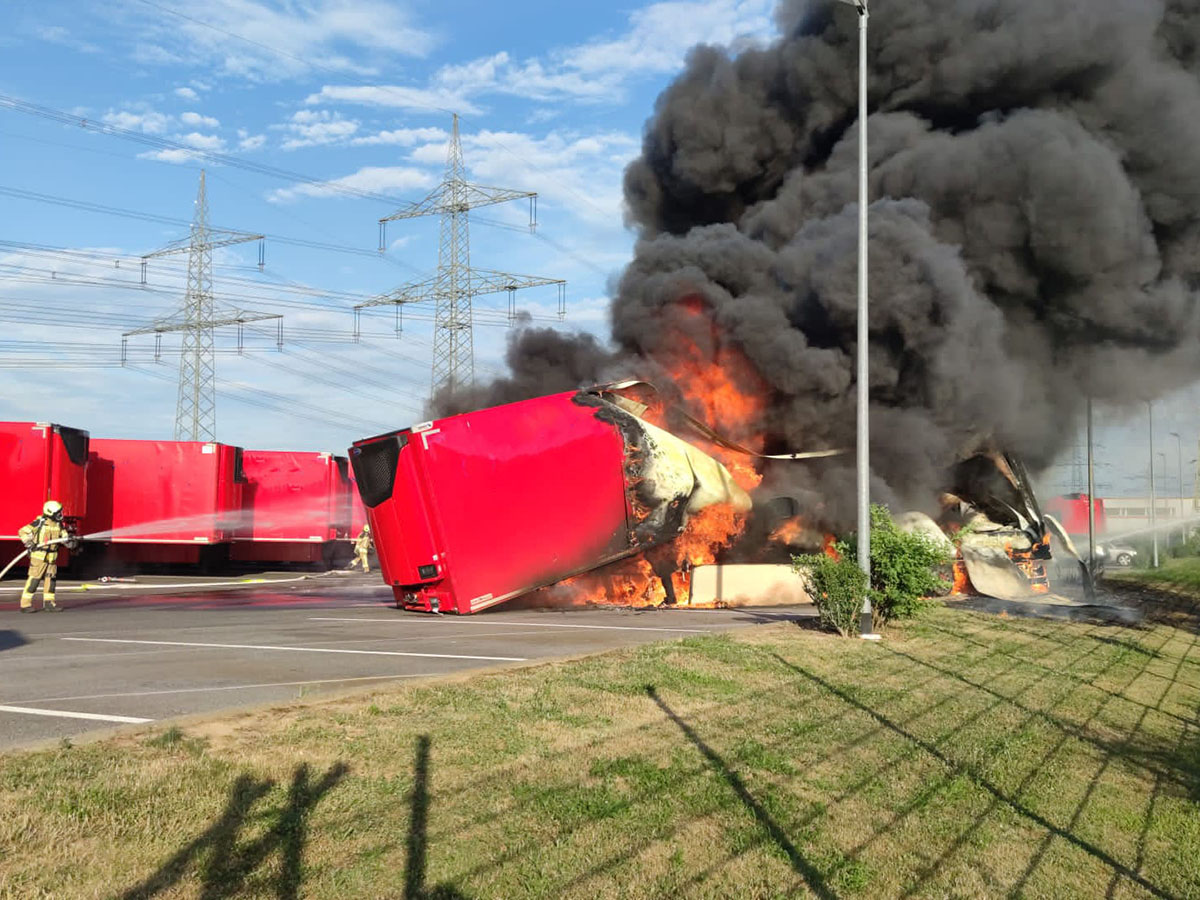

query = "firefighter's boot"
[44, 578, 60, 611]
[20, 577, 36, 612]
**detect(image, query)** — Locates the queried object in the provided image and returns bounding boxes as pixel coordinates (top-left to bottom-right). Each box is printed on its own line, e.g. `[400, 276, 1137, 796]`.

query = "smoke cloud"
[440, 0, 1200, 527]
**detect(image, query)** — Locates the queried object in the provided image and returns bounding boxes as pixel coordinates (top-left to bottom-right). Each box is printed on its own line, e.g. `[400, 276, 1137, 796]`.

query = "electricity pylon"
[358, 114, 566, 397]
[123, 170, 279, 441]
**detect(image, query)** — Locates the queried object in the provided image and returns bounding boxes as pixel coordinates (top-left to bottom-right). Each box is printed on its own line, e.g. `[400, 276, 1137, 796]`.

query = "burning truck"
[350, 383, 1084, 614]
[350, 386, 755, 614]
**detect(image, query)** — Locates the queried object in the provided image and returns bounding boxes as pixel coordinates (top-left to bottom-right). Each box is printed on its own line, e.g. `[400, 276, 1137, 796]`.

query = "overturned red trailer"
[0, 421, 89, 570]
[83, 439, 246, 565]
[229, 450, 353, 565]
[350, 389, 749, 614]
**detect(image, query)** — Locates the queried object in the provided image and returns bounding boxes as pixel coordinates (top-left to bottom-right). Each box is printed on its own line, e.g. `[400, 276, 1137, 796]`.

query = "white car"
[1097, 543, 1138, 567]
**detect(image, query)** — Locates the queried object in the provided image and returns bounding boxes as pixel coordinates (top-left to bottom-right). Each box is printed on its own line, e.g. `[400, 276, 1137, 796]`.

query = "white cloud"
[409, 128, 639, 228]
[351, 126, 447, 147]
[128, 0, 437, 82]
[268, 165, 434, 203]
[32, 24, 101, 54]
[102, 109, 171, 134]
[304, 84, 479, 115]
[138, 148, 202, 164]
[180, 111, 220, 128]
[310, 0, 777, 112]
[173, 86, 199, 100]
[137, 131, 227, 163]
[238, 131, 267, 151]
[278, 109, 359, 150]
[180, 132, 226, 151]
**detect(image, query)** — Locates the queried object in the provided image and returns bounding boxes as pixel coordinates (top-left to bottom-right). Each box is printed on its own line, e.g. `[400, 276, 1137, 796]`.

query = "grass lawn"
[2, 604, 1199, 899]
[1108, 557, 1200, 600]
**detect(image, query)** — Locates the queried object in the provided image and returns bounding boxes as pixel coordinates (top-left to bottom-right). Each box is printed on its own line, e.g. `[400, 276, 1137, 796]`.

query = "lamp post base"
[860, 609, 880, 640]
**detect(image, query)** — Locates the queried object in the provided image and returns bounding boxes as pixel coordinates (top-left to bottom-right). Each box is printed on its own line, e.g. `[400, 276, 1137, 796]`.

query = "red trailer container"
[83, 439, 246, 565]
[0, 421, 89, 570]
[229, 450, 352, 565]
[350, 389, 750, 614]
[1045, 493, 1107, 537]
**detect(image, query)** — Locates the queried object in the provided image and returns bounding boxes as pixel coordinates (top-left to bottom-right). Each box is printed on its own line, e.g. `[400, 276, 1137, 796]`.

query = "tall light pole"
[1170, 431, 1184, 543]
[837, 0, 875, 639]
[1149, 403, 1159, 568]
[1159, 451, 1169, 549]
[1086, 398, 1096, 574]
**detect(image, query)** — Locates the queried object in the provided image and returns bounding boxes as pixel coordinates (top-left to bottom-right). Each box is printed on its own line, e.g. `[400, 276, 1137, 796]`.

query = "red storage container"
[83, 439, 246, 565]
[229, 450, 352, 564]
[350, 389, 751, 614]
[0, 421, 89, 570]
[351, 392, 631, 614]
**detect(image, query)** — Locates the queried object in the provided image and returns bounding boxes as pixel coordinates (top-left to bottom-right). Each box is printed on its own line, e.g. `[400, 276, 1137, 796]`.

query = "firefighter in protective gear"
[17, 501, 77, 612]
[348, 524, 372, 574]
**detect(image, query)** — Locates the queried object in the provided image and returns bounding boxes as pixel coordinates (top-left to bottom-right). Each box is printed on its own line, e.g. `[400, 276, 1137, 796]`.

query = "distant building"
[1098, 496, 1197, 538]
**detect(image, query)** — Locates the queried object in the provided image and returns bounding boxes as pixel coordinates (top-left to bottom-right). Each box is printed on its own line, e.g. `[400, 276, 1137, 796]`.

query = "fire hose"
[0, 536, 74, 582]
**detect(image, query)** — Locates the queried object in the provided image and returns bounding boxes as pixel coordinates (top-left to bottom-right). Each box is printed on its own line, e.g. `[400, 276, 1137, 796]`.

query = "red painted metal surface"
[0, 421, 89, 571]
[83, 440, 246, 563]
[229, 450, 352, 564]
[1045, 493, 1107, 537]
[351, 392, 634, 614]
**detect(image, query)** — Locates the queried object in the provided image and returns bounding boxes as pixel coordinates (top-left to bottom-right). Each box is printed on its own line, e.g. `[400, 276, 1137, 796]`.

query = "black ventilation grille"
[55, 426, 89, 467]
[351, 434, 407, 508]
[417, 564, 437, 579]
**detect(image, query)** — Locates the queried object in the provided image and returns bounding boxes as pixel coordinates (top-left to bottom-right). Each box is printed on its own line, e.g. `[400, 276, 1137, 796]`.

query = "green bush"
[838, 504, 952, 626]
[792, 552, 868, 637]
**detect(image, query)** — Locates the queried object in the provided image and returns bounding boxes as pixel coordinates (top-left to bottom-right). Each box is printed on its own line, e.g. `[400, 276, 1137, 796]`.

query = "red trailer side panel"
[0, 421, 89, 570]
[1046, 494, 1108, 537]
[0, 421, 89, 537]
[83, 439, 245, 546]
[352, 392, 633, 614]
[229, 450, 352, 564]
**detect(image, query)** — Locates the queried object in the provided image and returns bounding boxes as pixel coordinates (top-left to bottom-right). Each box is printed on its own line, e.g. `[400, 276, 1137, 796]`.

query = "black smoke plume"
[437, 0, 1200, 527]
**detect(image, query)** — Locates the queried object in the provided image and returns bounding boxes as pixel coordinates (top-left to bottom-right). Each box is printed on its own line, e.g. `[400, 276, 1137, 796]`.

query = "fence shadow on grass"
[769, 653, 1180, 900]
[119, 761, 348, 900]
[644, 684, 838, 900]
[404, 734, 472, 900]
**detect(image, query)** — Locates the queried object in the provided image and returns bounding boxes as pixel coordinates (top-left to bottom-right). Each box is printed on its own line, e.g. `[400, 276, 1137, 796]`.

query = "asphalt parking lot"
[0, 576, 810, 750]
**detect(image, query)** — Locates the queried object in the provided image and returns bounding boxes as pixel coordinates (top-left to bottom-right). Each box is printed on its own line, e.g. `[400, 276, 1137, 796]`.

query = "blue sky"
[1, 0, 1196, 500]
[0, 0, 778, 451]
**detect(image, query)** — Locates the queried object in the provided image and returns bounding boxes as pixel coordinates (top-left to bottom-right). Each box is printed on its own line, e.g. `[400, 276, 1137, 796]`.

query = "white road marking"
[61, 637, 527, 662]
[0, 705, 152, 724]
[308, 616, 713, 633]
[3, 673, 437, 705]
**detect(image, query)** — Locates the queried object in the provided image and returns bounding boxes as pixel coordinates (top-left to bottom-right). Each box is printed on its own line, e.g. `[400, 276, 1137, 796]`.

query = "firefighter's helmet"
[363, 523, 371, 534]
[42, 500, 63, 520]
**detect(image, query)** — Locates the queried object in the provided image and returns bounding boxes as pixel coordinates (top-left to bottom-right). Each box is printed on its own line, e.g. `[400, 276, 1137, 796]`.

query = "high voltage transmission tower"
[122, 170, 280, 441]
[356, 114, 566, 397]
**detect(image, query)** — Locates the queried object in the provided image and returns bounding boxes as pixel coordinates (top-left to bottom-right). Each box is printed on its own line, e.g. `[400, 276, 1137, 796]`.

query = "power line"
[0, 93, 409, 206]
[0, 185, 399, 262]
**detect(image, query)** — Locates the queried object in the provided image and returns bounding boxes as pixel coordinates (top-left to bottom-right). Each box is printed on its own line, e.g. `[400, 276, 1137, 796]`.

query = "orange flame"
[822, 534, 841, 561]
[550, 502, 748, 609]
[546, 297, 768, 610]
[952, 559, 971, 595]
[769, 516, 807, 546]
[640, 297, 768, 493]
